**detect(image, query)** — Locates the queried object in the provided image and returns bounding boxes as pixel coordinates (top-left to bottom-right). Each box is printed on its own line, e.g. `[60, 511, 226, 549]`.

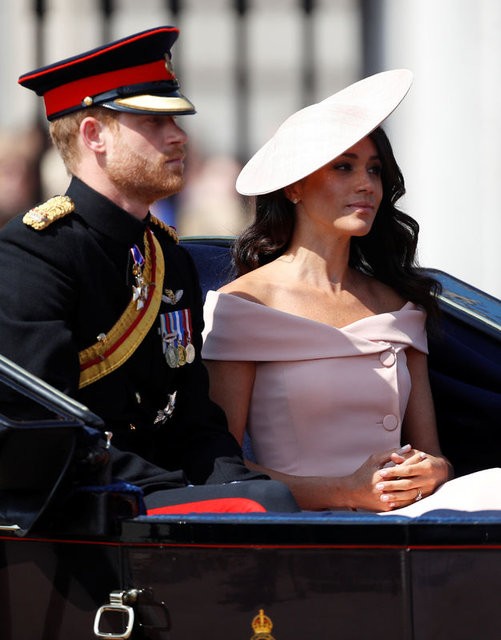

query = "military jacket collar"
[66, 176, 149, 245]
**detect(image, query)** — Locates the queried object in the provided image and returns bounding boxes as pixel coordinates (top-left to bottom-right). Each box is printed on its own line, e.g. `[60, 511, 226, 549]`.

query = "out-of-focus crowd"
[0, 127, 250, 237]
[0, 127, 45, 228]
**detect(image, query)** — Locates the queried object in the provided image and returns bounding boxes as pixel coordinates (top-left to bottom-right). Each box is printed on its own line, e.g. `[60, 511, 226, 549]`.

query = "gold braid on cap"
[23, 196, 75, 230]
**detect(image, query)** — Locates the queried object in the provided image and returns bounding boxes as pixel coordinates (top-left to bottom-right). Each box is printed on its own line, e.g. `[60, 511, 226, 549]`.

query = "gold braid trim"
[23, 195, 75, 230]
[150, 214, 179, 243]
[78, 228, 164, 389]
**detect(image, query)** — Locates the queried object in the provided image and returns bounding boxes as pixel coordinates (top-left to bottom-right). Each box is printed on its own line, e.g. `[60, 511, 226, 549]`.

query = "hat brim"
[103, 92, 196, 116]
[236, 69, 413, 196]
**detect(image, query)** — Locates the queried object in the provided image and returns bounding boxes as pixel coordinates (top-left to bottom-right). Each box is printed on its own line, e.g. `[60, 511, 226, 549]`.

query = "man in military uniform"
[0, 26, 297, 515]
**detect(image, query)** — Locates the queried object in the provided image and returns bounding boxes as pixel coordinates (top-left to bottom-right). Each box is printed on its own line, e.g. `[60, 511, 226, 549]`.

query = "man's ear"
[79, 117, 107, 153]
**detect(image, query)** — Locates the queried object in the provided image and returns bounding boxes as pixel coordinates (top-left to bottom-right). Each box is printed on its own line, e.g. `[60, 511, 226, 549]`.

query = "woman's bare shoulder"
[218, 267, 273, 303]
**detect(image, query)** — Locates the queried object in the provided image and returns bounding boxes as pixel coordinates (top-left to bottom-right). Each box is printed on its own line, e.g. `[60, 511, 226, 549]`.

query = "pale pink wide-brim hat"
[236, 68, 413, 196]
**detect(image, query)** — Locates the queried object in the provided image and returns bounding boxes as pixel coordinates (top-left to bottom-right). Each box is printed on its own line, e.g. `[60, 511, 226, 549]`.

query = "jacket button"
[382, 414, 399, 431]
[379, 349, 396, 367]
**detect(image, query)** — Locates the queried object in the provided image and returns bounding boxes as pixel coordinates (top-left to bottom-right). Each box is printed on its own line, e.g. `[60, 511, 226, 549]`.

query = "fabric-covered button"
[383, 414, 399, 431]
[379, 349, 396, 367]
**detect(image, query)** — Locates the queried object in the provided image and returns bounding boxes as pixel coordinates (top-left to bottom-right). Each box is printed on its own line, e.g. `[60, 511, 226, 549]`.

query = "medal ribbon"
[159, 309, 193, 348]
[182, 308, 193, 346]
[171, 310, 185, 346]
[159, 313, 175, 354]
[130, 244, 144, 268]
[158, 308, 195, 368]
[78, 227, 164, 388]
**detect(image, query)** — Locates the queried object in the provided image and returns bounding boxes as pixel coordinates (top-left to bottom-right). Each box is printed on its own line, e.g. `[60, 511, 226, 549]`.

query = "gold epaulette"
[23, 195, 75, 230]
[150, 214, 179, 243]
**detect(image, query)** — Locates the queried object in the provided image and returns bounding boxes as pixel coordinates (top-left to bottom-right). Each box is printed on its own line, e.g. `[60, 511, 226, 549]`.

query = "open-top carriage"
[0, 237, 500, 640]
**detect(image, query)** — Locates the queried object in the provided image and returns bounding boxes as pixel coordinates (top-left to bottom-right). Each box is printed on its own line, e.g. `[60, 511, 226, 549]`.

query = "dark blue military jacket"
[0, 177, 252, 490]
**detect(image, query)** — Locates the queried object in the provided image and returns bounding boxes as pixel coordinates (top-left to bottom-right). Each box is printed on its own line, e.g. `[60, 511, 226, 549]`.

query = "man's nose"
[166, 119, 188, 144]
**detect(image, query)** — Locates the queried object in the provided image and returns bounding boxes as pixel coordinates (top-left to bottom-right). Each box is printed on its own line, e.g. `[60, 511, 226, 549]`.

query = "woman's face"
[289, 136, 383, 238]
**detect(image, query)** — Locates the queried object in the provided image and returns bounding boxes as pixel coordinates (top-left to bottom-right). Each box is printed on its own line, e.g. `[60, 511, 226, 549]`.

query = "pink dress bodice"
[202, 291, 428, 478]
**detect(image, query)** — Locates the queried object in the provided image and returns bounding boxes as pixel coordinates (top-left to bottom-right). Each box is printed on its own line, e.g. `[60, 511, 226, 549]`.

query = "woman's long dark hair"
[233, 127, 441, 321]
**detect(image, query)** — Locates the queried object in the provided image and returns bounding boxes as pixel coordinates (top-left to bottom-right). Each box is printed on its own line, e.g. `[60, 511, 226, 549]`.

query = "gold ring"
[415, 488, 423, 502]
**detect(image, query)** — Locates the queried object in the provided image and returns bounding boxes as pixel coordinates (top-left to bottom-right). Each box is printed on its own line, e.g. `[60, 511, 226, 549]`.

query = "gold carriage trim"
[23, 195, 75, 230]
[251, 609, 276, 640]
[78, 228, 164, 389]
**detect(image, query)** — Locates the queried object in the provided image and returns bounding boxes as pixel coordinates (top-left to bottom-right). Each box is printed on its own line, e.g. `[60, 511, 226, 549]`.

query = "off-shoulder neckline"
[206, 290, 418, 332]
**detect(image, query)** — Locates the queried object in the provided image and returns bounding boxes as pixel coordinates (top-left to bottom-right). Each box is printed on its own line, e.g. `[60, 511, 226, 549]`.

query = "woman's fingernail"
[398, 444, 411, 453]
[379, 469, 388, 477]
[380, 494, 389, 502]
[376, 483, 385, 491]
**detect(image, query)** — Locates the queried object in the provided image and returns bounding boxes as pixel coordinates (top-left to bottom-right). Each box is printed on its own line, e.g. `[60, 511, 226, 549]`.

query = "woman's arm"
[402, 348, 453, 479]
[204, 359, 256, 447]
[402, 348, 445, 456]
[245, 454, 413, 512]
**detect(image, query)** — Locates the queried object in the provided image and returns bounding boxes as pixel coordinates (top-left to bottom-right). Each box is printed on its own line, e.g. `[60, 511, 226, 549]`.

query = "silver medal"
[166, 343, 179, 368]
[185, 342, 196, 363]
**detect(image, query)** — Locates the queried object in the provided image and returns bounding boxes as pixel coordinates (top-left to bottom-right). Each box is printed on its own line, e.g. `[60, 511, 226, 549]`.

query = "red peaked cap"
[18, 26, 196, 121]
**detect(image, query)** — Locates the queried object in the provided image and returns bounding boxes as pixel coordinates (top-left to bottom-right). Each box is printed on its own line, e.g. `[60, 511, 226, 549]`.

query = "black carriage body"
[0, 237, 500, 640]
[2, 514, 501, 639]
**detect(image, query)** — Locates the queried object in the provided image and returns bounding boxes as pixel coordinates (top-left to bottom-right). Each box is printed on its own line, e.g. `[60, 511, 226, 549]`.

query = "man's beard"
[106, 140, 185, 205]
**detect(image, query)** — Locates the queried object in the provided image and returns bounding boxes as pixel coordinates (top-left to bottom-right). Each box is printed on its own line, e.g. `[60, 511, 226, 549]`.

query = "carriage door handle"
[93, 589, 138, 639]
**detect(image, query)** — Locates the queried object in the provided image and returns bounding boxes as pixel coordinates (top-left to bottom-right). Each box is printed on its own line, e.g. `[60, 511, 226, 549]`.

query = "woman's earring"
[292, 198, 299, 204]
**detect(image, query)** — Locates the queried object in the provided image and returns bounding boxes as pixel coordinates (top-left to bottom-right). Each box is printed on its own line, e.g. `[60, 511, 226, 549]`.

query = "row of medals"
[130, 245, 196, 369]
[164, 337, 195, 369]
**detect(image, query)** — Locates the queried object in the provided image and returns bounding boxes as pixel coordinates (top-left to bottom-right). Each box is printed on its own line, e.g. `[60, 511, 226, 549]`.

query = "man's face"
[103, 113, 188, 205]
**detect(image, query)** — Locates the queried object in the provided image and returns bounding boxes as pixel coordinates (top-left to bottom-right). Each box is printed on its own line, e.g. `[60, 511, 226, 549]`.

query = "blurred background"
[1, 0, 500, 298]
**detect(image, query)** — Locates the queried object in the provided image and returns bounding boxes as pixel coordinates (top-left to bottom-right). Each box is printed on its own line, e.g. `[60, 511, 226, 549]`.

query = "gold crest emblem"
[250, 609, 276, 640]
[164, 53, 176, 77]
[23, 195, 75, 230]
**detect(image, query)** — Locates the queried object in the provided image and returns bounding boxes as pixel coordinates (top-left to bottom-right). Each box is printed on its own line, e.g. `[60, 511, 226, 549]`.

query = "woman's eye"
[369, 165, 382, 176]
[333, 163, 351, 171]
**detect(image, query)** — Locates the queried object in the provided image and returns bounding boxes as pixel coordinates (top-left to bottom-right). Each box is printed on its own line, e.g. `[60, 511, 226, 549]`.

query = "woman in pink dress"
[202, 70, 499, 514]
